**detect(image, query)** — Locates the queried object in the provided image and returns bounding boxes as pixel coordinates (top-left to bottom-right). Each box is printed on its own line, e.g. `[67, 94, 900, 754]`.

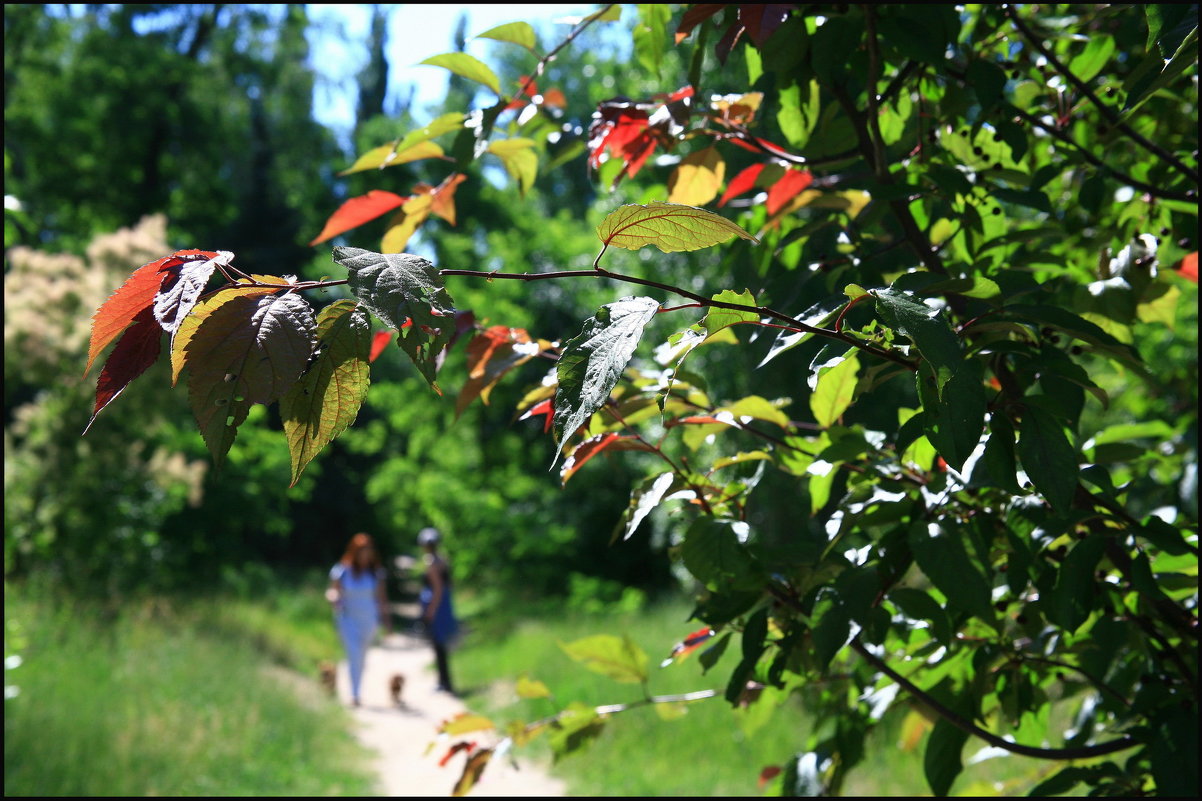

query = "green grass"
[452, 596, 1072, 797]
[4, 576, 377, 797]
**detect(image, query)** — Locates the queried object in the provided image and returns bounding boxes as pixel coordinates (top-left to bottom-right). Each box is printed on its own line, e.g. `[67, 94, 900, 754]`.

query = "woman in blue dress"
[326, 533, 390, 706]
[418, 527, 458, 694]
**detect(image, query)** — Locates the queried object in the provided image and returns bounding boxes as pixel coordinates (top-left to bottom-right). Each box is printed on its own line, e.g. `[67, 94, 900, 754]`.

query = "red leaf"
[437, 741, 476, 768]
[765, 168, 814, 217]
[560, 433, 653, 483]
[541, 88, 567, 109]
[719, 163, 765, 207]
[653, 85, 696, 104]
[714, 19, 744, 65]
[504, 76, 538, 111]
[660, 626, 716, 666]
[309, 190, 408, 246]
[738, 4, 793, 48]
[1177, 251, 1198, 282]
[519, 397, 554, 434]
[86, 250, 222, 376]
[759, 766, 783, 788]
[455, 326, 539, 417]
[430, 173, 468, 226]
[84, 308, 163, 434]
[369, 331, 393, 363]
[675, 4, 727, 44]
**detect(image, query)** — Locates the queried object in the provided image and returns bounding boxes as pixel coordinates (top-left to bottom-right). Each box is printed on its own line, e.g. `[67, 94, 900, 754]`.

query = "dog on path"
[319, 660, 337, 697]
[389, 673, 405, 706]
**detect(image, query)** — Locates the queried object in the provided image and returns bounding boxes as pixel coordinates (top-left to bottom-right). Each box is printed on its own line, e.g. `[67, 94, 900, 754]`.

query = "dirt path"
[333, 622, 566, 797]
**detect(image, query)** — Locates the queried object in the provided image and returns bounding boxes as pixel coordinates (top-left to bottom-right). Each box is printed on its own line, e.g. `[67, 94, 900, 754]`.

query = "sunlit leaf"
[667, 146, 726, 206]
[381, 194, 434, 254]
[280, 301, 371, 487]
[369, 330, 393, 363]
[475, 21, 537, 51]
[337, 140, 446, 176]
[440, 713, 496, 736]
[719, 163, 766, 207]
[455, 326, 540, 417]
[515, 676, 552, 699]
[765, 168, 814, 217]
[84, 308, 162, 434]
[552, 296, 660, 464]
[153, 250, 231, 334]
[560, 634, 649, 683]
[430, 173, 468, 226]
[488, 138, 538, 196]
[560, 432, 654, 483]
[597, 202, 758, 253]
[310, 190, 408, 246]
[420, 52, 501, 95]
[810, 351, 860, 427]
[613, 471, 676, 542]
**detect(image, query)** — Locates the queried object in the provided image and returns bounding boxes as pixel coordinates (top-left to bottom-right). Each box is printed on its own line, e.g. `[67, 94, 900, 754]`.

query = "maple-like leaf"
[310, 190, 408, 246]
[455, 326, 540, 418]
[177, 288, 316, 466]
[83, 307, 163, 434]
[560, 433, 654, 483]
[280, 301, 371, 486]
[667, 146, 726, 206]
[552, 296, 660, 465]
[85, 249, 223, 376]
[597, 201, 759, 253]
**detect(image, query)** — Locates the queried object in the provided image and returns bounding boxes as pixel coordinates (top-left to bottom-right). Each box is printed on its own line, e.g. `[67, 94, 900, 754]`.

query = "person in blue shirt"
[418, 527, 458, 694]
[326, 532, 390, 706]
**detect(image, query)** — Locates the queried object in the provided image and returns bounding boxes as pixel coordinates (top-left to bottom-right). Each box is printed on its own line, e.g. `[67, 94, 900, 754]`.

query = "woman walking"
[418, 527, 459, 694]
[326, 532, 390, 706]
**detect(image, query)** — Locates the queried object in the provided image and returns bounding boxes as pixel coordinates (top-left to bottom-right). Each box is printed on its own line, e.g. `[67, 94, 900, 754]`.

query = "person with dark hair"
[326, 532, 390, 706]
[417, 527, 459, 694]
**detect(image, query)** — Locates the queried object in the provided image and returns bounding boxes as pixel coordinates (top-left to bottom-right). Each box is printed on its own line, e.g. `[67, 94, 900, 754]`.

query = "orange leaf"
[437, 741, 476, 768]
[455, 326, 538, 418]
[369, 331, 393, 363]
[309, 190, 408, 246]
[718, 163, 765, 207]
[560, 433, 653, 483]
[542, 88, 567, 109]
[765, 168, 814, 217]
[1177, 251, 1198, 282]
[83, 308, 163, 434]
[431, 173, 468, 226]
[659, 626, 716, 666]
[759, 766, 783, 788]
[519, 397, 554, 434]
[85, 250, 222, 376]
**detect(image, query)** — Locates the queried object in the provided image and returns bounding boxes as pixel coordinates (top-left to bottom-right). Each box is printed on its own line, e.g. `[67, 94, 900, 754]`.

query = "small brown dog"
[319, 660, 337, 697]
[389, 672, 405, 706]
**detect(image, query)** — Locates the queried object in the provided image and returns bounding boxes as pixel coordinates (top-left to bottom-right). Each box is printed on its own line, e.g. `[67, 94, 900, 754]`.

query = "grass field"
[3, 573, 376, 797]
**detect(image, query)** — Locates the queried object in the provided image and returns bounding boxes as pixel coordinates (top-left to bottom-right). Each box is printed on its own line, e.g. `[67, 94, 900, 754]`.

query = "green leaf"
[633, 4, 671, 76]
[180, 289, 316, 467]
[419, 52, 501, 95]
[967, 59, 1007, 110]
[703, 289, 758, 335]
[515, 675, 552, 699]
[873, 287, 963, 391]
[924, 718, 969, 796]
[487, 138, 538, 196]
[548, 702, 606, 761]
[909, 521, 996, 627]
[1067, 35, 1116, 84]
[889, 587, 953, 644]
[681, 518, 762, 591]
[1027, 764, 1122, 797]
[337, 141, 446, 176]
[1046, 534, 1105, 632]
[1121, 26, 1198, 118]
[719, 395, 791, 429]
[917, 359, 987, 472]
[280, 301, 371, 487]
[552, 297, 660, 464]
[810, 351, 860, 428]
[475, 21, 537, 51]
[1017, 404, 1079, 514]
[1146, 5, 1196, 58]
[596, 202, 758, 253]
[559, 634, 649, 683]
[393, 112, 466, 153]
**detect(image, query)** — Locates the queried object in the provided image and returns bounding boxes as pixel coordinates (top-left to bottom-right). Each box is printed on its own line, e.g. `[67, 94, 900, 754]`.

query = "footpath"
[332, 608, 566, 797]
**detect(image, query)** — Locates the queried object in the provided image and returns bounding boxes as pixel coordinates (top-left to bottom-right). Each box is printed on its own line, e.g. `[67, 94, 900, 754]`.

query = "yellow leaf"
[597, 202, 758, 253]
[381, 195, 434, 254]
[440, 713, 495, 736]
[667, 147, 726, 207]
[338, 141, 446, 176]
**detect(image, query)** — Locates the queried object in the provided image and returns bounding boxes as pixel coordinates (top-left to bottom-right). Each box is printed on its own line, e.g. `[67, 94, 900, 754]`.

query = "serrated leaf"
[488, 138, 538, 196]
[310, 191, 408, 246]
[667, 147, 726, 206]
[381, 194, 434, 254]
[337, 140, 446, 176]
[810, 351, 860, 427]
[170, 284, 279, 385]
[181, 290, 317, 467]
[597, 202, 758, 253]
[475, 21, 537, 51]
[280, 301, 371, 487]
[560, 635, 649, 683]
[420, 52, 501, 95]
[83, 308, 163, 434]
[153, 251, 230, 334]
[552, 296, 660, 465]
[335, 247, 454, 331]
[86, 249, 223, 376]
[874, 287, 963, 391]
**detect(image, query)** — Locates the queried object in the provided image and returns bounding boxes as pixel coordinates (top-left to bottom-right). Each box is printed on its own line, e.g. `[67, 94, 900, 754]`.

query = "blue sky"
[305, 4, 601, 145]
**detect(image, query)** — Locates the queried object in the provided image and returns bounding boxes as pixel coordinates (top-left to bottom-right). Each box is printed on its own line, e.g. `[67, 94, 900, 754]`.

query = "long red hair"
[340, 532, 381, 576]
